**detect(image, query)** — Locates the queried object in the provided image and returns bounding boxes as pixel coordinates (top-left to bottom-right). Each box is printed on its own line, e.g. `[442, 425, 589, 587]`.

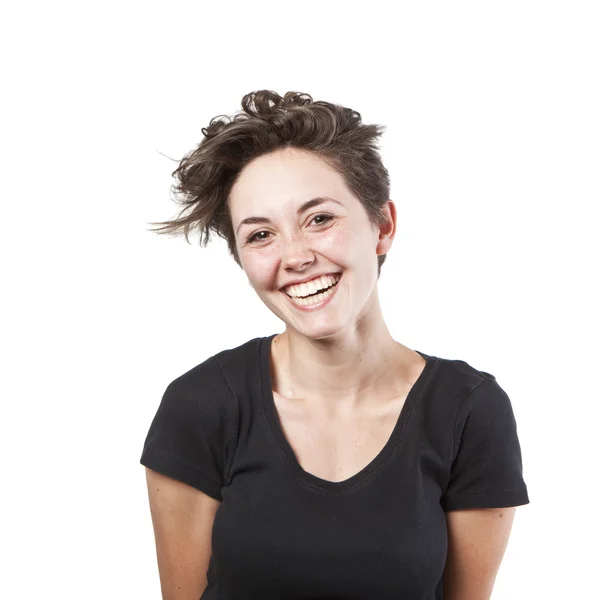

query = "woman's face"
[228, 147, 395, 340]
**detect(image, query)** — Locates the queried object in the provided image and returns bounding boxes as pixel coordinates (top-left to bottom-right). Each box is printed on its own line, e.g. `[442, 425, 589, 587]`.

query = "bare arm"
[442, 506, 517, 600]
[145, 468, 221, 600]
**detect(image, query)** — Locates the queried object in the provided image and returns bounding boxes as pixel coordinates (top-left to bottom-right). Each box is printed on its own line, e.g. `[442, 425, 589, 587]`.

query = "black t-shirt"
[140, 334, 529, 599]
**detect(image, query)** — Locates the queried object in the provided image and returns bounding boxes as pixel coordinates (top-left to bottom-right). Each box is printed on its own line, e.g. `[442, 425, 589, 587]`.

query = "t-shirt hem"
[441, 488, 530, 511]
[140, 451, 223, 501]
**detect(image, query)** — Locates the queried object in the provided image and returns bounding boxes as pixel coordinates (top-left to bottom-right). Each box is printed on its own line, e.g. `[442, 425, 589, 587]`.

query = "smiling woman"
[140, 90, 529, 600]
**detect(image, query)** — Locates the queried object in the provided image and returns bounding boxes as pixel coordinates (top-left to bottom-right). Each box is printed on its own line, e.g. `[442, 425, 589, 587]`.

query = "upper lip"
[280, 272, 341, 290]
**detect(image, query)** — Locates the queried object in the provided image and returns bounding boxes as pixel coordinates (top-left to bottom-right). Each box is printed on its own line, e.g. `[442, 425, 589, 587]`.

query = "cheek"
[316, 224, 367, 260]
[241, 248, 279, 288]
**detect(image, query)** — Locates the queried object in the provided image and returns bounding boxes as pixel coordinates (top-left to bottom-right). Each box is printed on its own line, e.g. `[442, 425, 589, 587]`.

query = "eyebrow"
[235, 196, 343, 236]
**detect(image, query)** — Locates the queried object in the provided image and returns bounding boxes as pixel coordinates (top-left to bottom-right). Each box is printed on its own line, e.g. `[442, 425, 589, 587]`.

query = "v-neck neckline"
[258, 333, 438, 494]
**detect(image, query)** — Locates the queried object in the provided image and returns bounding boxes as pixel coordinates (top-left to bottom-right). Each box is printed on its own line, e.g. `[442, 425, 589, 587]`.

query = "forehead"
[228, 147, 348, 216]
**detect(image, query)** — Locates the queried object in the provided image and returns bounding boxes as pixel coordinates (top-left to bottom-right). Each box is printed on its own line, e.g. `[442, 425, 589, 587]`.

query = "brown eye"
[247, 231, 271, 244]
[311, 214, 333, 226]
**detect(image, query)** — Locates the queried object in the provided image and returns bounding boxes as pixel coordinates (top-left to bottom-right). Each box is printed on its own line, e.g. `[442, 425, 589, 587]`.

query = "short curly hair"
[148, 90, 392, 276]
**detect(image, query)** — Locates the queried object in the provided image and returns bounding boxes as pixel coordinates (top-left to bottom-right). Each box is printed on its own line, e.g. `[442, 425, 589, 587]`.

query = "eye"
[247, 230, 271, 244]
[311, 213, 333, 226]
[245, 214, 334, 245]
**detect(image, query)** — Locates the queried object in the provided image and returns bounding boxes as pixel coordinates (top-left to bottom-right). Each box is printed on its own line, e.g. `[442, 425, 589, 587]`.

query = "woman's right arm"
[145, 467, 221, 600]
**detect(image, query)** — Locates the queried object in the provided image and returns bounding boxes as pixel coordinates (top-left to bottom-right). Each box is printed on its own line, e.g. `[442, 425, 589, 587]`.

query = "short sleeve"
[441, 377, 530, 511]
[140, 357, 236, 501]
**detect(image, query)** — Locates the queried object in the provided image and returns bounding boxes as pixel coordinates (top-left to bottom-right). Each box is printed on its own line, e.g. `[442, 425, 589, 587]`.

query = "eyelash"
[246, 214, 334, 245]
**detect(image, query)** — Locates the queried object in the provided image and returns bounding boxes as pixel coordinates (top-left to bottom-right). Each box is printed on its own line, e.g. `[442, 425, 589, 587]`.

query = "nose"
[281, 233, 315, 271]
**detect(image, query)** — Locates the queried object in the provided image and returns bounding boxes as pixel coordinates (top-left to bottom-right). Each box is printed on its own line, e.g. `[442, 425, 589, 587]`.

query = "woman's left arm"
[442, 506, 517, 600]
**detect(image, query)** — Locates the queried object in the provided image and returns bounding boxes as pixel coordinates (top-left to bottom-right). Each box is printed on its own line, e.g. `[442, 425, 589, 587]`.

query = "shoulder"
[432, 353, 529, 510]
[140, 339, 269, 497]
[417, 351, 515, 438]
[165, 335, 267, 400]
[426, 351, 499, 402]
[426, 352, 521, 452]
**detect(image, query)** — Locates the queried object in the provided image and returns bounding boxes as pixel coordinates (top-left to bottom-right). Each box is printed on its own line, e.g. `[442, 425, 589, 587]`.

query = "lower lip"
[282, 274, 342, 312]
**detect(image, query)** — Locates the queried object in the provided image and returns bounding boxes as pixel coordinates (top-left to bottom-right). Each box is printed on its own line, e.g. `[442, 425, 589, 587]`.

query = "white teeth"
[290, 283, 337, 306]
[284, 274, 341, 298]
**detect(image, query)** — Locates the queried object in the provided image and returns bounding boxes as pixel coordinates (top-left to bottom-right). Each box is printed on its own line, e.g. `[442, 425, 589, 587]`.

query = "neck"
[270, 298, 416, 416]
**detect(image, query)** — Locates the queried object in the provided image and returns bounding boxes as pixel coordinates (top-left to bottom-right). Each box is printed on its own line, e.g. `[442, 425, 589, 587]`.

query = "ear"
[376, 200, 397, 256]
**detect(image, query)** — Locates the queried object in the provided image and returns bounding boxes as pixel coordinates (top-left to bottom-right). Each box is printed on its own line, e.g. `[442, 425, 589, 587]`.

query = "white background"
[2, 1, 598, 598]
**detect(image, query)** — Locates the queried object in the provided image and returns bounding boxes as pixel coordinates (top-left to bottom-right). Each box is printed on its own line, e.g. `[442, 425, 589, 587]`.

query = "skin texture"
[443, 507, 517, 600]
[145, 469, 220, 600]
[227, 146, 518, 596]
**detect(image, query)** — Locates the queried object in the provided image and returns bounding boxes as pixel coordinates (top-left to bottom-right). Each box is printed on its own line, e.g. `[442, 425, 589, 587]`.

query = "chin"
[288, 319, 349, 342]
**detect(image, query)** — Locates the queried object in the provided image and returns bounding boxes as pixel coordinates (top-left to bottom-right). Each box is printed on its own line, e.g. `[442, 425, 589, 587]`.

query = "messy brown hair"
[148, 90, 392, 276]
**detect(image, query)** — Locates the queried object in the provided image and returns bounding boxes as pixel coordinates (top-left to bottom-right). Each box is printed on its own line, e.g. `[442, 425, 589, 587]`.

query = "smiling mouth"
[282, 273, 342, 309]
[283, 273, 342, 298]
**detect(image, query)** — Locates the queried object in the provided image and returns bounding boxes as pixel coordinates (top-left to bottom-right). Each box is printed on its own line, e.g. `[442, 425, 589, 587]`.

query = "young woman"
[140, 90, 529, 600]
